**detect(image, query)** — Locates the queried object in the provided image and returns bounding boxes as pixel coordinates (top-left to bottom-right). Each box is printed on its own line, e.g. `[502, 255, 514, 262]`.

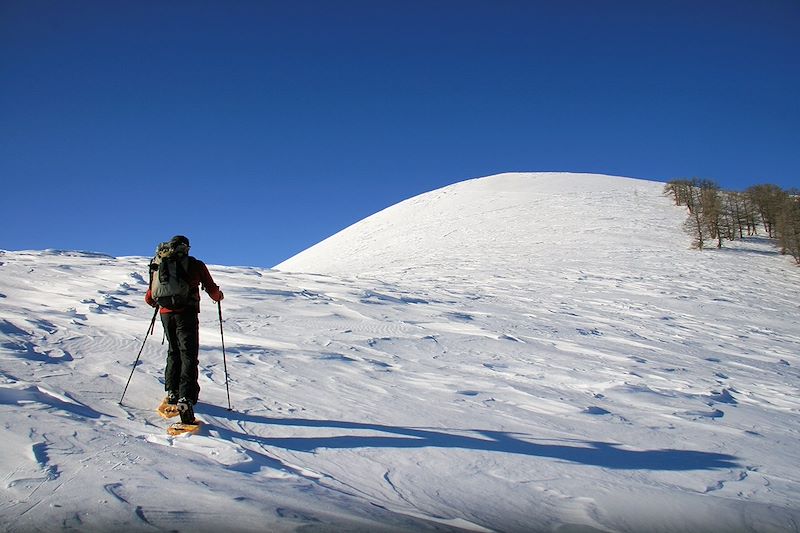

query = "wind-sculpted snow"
[2, 173, 800, 532]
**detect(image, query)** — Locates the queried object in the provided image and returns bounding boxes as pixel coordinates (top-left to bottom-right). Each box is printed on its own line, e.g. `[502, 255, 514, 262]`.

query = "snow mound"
[275, 172, 682, 277]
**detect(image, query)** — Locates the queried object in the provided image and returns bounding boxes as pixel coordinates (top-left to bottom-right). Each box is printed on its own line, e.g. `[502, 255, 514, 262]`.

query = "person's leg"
[175, 310, 200, 405]
[161, 313, 180, 402]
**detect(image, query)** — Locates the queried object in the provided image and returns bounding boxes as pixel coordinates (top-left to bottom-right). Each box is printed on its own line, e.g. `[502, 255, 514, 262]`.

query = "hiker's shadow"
[201, 404, 739, 471]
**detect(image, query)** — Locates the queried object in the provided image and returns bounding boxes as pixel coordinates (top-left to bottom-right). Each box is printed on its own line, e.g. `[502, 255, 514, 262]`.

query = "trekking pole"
[119, 305, 159, 405]
[218, 300, 232, 411]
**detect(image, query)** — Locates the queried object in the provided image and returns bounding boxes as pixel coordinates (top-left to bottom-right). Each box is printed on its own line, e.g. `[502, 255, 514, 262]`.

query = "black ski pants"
[161, 309, 200, 404]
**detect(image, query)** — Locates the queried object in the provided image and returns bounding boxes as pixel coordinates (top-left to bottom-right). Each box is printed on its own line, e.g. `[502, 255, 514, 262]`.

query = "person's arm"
[198, 261, 223, 302]
[145, 261, 158, 307]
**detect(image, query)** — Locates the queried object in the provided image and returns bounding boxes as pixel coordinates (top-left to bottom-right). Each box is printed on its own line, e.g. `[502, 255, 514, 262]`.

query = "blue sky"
[2, 1, 798, 268]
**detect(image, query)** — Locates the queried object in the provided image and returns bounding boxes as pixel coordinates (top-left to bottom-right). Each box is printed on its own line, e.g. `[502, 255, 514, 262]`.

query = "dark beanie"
[170, 235, 190, 246]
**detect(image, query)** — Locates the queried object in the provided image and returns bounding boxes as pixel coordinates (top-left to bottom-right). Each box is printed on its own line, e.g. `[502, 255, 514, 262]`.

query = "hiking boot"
[177, 397, 196, 425]
[166, 391, 178, 405]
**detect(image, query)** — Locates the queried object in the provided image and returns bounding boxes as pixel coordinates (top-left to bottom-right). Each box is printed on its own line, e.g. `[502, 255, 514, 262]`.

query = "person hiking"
[144, 235, 223, 425]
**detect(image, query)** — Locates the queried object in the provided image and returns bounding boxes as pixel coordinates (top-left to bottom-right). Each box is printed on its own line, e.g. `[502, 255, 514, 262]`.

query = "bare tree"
[699, 180, 724, 248]
[683, 182, 706, 249]
[664, 180, 695, 208]
[776, 191, 800, 263]
[722, 191, 745, 240]
[667, 178, 798, 266]
[742, 192, 760, 236]
[747, 184, 787, 238]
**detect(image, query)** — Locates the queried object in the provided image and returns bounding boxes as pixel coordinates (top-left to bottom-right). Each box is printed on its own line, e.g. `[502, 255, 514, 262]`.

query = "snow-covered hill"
[275, 172, 684, 279]
[2, 173, 800, 532]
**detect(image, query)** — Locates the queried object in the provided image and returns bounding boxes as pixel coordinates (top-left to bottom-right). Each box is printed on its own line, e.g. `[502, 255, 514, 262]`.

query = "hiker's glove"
[145, 291, 158, 308]
[211, 289, 224, 302]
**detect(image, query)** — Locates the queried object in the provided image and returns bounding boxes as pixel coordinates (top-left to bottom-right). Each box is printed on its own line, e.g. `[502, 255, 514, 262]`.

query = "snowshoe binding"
[167, 398, 202, 436]
[156, 392, 180, 419]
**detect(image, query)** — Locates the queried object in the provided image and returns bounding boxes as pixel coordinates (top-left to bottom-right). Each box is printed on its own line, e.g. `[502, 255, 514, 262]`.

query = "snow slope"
[2, 173, 800, 532]
[275, 172, 684, 279]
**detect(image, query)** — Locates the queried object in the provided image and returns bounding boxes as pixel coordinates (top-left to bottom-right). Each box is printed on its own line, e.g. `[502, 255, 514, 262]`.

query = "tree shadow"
[717, 236, 781, 257]
[201, 404, 739, 471]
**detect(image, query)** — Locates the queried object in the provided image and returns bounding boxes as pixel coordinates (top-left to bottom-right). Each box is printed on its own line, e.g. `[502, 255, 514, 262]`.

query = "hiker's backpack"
[149, 241, 193, 309]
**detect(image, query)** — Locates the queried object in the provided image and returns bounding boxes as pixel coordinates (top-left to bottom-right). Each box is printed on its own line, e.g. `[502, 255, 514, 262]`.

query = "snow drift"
[2, 173, 800, 532]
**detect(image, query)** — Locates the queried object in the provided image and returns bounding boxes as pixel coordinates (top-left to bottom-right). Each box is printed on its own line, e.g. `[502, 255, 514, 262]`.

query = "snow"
[2, 172, 800, 532]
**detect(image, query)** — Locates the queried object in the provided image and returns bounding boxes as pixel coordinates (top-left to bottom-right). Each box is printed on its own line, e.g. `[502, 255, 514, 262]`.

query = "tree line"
[664, 179, 800, 264]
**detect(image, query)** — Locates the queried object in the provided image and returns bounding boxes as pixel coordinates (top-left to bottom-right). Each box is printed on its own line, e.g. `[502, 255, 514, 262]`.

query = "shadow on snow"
[201, 404, 739, 471]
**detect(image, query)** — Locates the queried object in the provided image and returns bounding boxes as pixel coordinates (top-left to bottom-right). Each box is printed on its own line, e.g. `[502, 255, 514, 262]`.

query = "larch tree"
[776, 191, 800, 263]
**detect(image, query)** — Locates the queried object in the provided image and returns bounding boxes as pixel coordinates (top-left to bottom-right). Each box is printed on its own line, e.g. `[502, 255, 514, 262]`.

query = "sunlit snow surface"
[2, 173, 799, 532]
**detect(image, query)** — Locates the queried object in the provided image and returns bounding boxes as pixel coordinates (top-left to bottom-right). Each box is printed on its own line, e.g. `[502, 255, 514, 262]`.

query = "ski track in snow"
[2, 174, 800, 532]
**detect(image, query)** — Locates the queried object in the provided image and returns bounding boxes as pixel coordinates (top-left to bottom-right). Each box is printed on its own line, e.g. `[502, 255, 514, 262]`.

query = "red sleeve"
[197, 261, 220, 297]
